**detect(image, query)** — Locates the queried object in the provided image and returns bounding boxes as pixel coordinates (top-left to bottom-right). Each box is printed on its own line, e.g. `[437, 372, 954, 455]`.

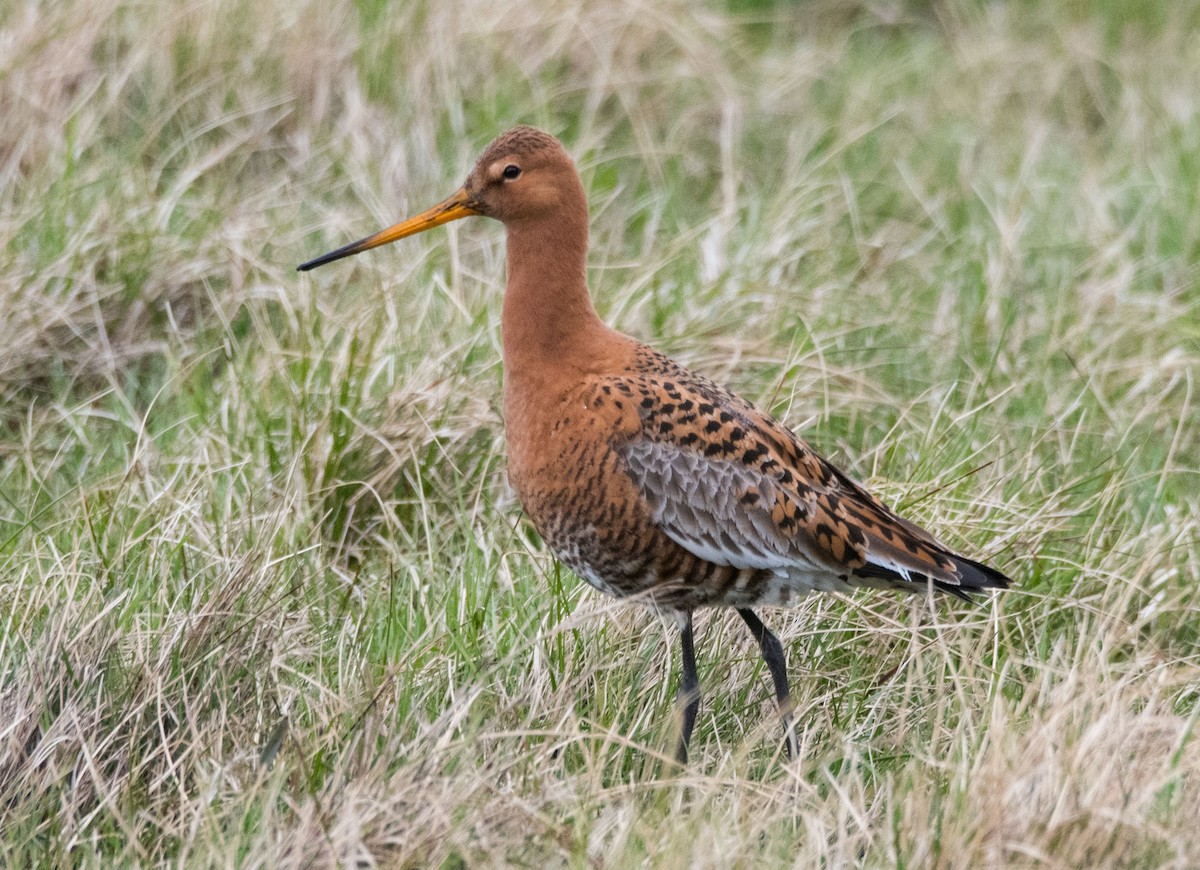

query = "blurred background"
[2, 0, 1198, 865]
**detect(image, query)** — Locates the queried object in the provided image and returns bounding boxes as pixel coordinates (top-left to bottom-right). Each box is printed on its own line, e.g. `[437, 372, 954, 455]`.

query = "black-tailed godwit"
[299, 126, 1010, 763]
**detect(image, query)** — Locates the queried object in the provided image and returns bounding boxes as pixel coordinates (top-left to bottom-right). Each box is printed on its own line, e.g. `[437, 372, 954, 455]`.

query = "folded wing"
[609, 363, 1009, 597]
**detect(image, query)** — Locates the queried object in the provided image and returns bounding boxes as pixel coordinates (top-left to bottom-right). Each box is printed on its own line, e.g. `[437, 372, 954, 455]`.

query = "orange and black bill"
[297, 188, 479, 271]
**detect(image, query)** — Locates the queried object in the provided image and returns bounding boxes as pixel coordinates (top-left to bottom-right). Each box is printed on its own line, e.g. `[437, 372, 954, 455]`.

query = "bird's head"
[298, 126, 578, 272]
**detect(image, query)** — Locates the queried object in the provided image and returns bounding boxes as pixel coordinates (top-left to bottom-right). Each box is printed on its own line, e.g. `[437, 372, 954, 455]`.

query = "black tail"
[949, 554, 1011, 590]
[852, 553, 1011, 601]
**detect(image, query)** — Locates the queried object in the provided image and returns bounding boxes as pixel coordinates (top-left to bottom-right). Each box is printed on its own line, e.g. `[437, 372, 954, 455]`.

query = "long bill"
[297, 187, 479, 272]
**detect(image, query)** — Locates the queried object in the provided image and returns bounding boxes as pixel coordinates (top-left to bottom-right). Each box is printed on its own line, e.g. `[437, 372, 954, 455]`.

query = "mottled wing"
[608, 351, 1008, 595]
[619, 437, 875, 583]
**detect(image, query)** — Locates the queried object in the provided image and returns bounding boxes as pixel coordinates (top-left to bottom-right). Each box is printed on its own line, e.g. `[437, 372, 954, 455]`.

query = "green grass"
[3, 0, 1200, 865]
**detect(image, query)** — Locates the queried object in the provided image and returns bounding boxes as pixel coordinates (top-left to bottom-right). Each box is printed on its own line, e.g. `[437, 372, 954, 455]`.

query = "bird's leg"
[675, 610, 701, 765]
[737, 607, 798, 759]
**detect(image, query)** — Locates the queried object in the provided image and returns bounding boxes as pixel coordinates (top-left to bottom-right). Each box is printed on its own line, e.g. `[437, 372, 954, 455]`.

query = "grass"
[2, 0, 1199, 865]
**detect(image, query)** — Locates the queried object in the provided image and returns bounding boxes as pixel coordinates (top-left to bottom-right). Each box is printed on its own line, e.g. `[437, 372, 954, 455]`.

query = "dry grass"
[2, 0, 1199, 865]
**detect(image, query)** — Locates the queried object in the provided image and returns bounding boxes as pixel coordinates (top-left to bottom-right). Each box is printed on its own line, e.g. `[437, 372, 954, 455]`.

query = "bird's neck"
[500, 206, 607, 380]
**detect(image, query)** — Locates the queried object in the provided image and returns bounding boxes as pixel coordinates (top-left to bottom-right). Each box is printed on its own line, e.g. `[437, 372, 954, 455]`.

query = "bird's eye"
[502, 164, 521, 180]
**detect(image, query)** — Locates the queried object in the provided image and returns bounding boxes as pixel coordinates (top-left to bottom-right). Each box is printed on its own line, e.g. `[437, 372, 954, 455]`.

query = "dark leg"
[737, 608, 798, 759]
[675, 611, 701, 765]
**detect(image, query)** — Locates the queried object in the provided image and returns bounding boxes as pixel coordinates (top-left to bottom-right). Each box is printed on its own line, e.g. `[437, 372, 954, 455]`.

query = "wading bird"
[299, 127, 1010, 763]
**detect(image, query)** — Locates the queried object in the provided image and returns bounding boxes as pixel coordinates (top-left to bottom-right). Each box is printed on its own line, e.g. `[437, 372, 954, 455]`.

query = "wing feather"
[605, 353, 1009, 595]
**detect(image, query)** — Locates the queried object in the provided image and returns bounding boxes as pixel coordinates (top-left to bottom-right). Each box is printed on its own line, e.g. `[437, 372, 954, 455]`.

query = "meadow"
[2, 0, 1199, 865]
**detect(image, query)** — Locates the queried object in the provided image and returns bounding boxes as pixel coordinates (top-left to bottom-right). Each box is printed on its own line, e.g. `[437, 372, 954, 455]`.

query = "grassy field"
[3, 0, 1199, 865]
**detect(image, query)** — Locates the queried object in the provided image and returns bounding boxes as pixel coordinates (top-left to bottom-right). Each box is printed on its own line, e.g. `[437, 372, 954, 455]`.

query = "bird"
[298, 126, 1010, 764]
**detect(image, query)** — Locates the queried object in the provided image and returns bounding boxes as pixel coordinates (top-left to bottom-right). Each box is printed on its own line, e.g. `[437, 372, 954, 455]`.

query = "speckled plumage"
[511, 343, 1008, 614]
[299, 126, 1011, 763]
